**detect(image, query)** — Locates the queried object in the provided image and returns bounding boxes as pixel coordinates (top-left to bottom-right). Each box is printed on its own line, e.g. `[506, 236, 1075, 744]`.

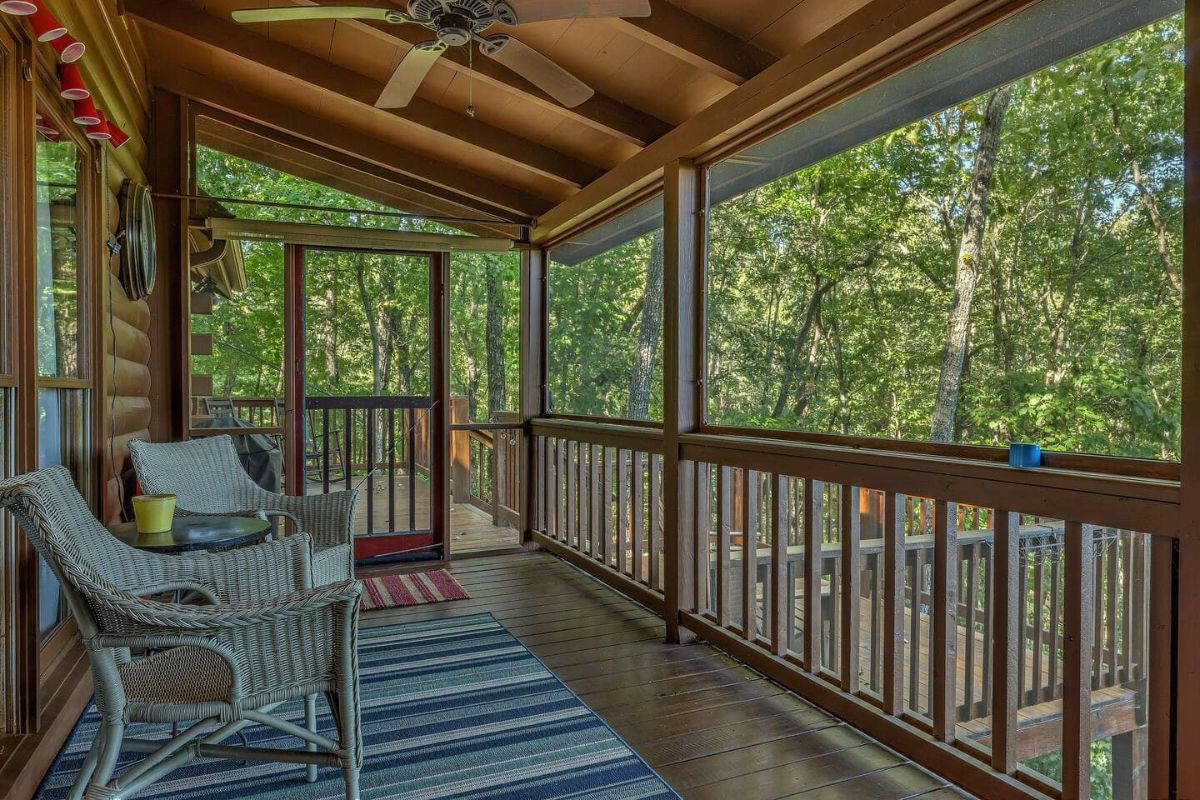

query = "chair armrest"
[266, 490, 358, 551]
[128, 534, 314, 602]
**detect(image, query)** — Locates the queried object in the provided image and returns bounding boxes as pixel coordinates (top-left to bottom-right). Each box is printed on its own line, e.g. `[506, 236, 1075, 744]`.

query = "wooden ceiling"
[122, 0, 1026, 237]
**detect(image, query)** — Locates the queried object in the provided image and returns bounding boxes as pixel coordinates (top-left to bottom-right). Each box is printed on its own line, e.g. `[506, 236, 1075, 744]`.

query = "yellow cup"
[132, 494, 177, 534]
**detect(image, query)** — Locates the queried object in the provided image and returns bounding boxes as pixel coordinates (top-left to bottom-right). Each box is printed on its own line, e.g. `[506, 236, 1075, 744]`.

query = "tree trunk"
[324, 283, 340, 389]
[930, 85, 1012, 443]
[772, 276, 830, 418]
[352, 254, 384, 396]
[627, 230, 664, 420]
[485, 261, 506, 418]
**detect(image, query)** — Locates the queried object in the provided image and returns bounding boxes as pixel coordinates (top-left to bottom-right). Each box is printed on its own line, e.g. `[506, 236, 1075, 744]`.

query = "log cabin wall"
[48, 0, 153, 524]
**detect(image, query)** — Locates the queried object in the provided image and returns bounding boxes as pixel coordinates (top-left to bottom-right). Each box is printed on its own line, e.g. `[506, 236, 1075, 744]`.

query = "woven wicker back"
[0, 466, 136, 639]
[130, 436, 259, 513]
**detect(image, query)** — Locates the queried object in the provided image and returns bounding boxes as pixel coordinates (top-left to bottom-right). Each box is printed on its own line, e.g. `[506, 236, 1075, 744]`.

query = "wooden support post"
[450, 397, 470, 504]
[519, 246, 547, 543]
[283, 244, 306, 497]
[431, 252, 451, 553]
[932, 499, 958, 742]
[990, 510, 1020, 775]
[1064, 521, 1096, 800]
[662, 158, 703, 644]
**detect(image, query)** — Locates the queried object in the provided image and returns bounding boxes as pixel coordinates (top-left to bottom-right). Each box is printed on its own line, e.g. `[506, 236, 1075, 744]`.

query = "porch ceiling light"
[58, 63, 89, 100]
[72, 96, 101, 125]
[86, 110, 112, 141]
[27, 5, 66, 41]
[49, 31, 84, 63]
[0, 2, 38, 15]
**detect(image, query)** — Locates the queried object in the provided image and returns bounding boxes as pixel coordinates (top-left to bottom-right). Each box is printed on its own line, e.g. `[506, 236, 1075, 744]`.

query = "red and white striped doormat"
[361, 569, 470, 610]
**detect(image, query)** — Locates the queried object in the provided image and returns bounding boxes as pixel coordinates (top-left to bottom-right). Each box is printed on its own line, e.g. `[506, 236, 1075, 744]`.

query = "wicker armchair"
[0, 466, 362, 800]
[129, 436, 357, 586]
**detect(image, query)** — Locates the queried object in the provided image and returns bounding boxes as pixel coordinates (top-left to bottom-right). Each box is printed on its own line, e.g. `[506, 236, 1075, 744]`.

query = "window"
[548, 198, 664, 422]
[705, 1, 1183, 460]
[34, 113, 92, 640]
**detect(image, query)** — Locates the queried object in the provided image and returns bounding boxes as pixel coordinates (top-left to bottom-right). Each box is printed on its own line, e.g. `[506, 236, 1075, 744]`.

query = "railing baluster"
[742, 469, 759, 641]
[617, 449, 629, 575]
[344, 408, 353, 494]
[602, 447, 614, 566]
[407, 410, 417, 532]
[387, 409, 396, 533]
[1105, 536, 1118, 687]
[1018, 544, 1028, 707]
[1063, 521, 1096, 800]
[1032, 552, 1045, 705]
[649, 454, 662, 591]
[696, 464, 711, 615]
[804, 478, 823, 673]
[980, 544, 993, 719]
[590, 444, 602, 560]
[963, 541, 978, 720]
[568, 441, 579, 549]
[1120, 533, 1134, 683]
[840, 485, 861, 694]
[991, 511, 1019, 774]
[366, 408, 375, 534]
[771, 474, 788, 656]
[322, 408, 331, 495]
[717, 466, 732, 628]
[883, 492, 906, 715]
[910, 548, 923, 712]
[933, 499, 958, 742]
[632, 451, 644, 584]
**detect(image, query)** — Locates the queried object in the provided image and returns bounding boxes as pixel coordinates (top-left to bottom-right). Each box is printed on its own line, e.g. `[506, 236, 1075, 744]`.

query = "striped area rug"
[37, 613, 681, 800]
[361, 569, 469, 610]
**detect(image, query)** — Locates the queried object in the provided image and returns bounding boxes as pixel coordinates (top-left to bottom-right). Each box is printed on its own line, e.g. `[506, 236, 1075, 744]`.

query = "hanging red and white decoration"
[3, 0, 130, 150]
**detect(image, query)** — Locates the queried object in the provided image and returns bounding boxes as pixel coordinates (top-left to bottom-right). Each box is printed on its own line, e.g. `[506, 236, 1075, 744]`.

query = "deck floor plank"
[363, 550, 964, 799]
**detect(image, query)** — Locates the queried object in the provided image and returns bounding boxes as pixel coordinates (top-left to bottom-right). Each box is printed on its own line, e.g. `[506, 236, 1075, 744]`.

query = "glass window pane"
[35, 131, 82, 378]
[37, 386, 89, 638]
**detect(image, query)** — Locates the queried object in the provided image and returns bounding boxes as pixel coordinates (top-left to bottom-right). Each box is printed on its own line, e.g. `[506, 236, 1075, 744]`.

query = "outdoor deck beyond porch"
[366, 551, 970, 800]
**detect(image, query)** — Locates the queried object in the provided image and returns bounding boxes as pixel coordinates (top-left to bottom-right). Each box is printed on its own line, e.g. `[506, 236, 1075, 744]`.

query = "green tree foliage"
[702, 15, 1182, 459]
[192, 147, 519, 419]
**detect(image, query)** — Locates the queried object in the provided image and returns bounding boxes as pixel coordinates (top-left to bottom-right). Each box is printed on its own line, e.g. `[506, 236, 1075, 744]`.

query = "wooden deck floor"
[364, 551, 972, 800]
[307, 474, 520, 553]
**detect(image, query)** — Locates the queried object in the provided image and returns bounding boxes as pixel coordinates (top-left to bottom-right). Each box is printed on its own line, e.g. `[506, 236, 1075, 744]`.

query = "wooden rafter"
[158, 67, 546, 219]
[278, 0, 671, 146]
[198, 114, 522, 239]
[123, 0, 603, 189]
[617, 0, 776, 85]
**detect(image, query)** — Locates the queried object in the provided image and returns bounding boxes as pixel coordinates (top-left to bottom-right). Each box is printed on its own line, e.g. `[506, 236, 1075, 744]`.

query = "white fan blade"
[481, 36, 593, 108]
[232, 6, 396, 24]
[376, 45, 444, 109]
[504, 0, 651, 24]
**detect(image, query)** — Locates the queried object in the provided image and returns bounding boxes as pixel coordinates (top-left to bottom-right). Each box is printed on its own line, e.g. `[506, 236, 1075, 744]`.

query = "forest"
[551, 12, 1182, 462]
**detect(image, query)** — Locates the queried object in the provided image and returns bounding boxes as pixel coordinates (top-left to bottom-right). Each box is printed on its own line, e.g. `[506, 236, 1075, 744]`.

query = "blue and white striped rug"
[37, 613, 681, 799]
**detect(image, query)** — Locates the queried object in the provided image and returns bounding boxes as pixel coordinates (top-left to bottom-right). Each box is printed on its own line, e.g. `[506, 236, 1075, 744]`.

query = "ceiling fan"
[232, 1, 652, 110]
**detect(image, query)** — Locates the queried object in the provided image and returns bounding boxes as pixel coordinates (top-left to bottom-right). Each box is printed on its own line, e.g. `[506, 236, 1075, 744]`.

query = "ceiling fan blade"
[376, 44, 444, 109]
[502, 0, 651, 25]
[232, 6, 397, 24]
[481, 36, 594, 108]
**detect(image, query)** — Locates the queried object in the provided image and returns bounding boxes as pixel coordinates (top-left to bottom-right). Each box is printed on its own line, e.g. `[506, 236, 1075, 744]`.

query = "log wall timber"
[45, 0, 153, 525]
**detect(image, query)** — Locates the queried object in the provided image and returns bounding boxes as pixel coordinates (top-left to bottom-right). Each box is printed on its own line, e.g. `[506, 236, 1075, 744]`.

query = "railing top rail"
[306, 395, 434, 410]
[532, 417, 666, 454]
[681, 432, 1181, 539]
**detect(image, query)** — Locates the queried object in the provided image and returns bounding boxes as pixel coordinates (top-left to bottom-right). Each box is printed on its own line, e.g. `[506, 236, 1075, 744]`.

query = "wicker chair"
[129, 436, 357, 586]
[0, 466, 362, 800]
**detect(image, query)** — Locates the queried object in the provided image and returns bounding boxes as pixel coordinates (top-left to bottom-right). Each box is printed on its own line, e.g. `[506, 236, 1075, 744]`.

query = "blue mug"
[1009, 442, 1041, 468]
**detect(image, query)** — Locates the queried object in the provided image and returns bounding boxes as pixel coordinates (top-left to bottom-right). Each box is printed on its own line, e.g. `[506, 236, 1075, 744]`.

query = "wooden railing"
[193, 394, 517, 530]
[529, 422, 1176, 800]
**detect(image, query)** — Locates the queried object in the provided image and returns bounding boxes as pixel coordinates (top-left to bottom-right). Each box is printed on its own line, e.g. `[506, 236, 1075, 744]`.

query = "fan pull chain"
[467, 43, 476, 118]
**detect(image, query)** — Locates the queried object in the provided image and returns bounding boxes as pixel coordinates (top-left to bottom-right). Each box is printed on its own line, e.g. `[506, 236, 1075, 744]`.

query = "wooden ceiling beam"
[123, 0, 603, 188]
[157, 66, 546, 220]
[534, 0, 1038, 243]
[282, 0, 670, 147]
[616, 0, 776, 85]
[197, 116, 519, 239]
